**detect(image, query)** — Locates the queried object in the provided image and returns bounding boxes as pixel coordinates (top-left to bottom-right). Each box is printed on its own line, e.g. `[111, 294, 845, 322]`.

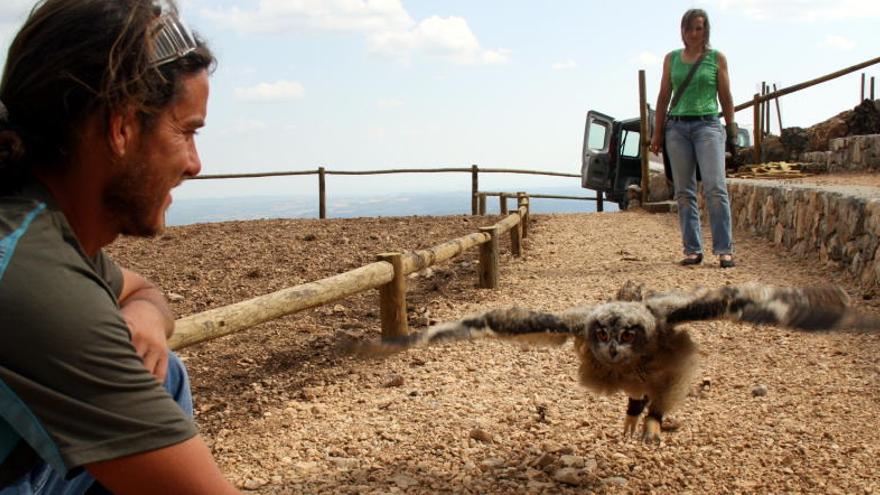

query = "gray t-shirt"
[0, 181, 196, 486]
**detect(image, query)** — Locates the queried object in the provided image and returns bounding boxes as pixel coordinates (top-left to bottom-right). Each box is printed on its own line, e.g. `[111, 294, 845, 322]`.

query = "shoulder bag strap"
[669, 50, 707, 112]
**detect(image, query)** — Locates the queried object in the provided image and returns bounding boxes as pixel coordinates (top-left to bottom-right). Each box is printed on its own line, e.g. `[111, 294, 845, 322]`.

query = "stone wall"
[801, 133, 880, 172]
[726, 179, 880, 287]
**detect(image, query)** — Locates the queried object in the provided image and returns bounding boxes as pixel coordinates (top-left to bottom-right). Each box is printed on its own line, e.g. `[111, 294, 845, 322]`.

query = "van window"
[588, 121, 609, 151]
[620, 130, 641, 158]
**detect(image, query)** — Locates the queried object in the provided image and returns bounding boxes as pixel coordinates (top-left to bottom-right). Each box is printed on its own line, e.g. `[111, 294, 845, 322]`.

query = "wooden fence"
[188, 165, 596, 217]
[168, 195, 531, 350]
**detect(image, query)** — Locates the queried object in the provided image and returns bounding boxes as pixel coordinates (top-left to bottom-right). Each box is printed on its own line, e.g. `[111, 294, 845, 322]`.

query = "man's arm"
[87, 435, 240, 495]
[119, 267, 174, 381]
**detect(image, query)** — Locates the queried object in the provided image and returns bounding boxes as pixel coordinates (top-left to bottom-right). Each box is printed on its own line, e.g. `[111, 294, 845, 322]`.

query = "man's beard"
[102, 157, 168, 237]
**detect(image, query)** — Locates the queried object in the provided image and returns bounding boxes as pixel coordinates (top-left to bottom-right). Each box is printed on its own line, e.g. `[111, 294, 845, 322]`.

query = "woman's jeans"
[1, 352, 193, 495]
[665, 117, 734, 256]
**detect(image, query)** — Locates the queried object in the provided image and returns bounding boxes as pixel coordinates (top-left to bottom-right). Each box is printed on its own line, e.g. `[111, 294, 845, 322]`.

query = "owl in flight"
[357, 281, 880, 442]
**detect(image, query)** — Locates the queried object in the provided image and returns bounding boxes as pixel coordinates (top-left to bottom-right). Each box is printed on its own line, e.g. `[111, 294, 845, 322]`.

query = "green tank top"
[669, 48, 719, 116]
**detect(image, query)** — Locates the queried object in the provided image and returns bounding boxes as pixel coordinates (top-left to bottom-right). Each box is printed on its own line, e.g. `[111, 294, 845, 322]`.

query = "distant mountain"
[165, 186, 616, 226]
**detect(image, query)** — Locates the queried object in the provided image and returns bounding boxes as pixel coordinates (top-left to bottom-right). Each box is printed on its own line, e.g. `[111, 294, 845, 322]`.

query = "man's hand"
[122, 300, 171, 382]
[120, 268, 175, 382]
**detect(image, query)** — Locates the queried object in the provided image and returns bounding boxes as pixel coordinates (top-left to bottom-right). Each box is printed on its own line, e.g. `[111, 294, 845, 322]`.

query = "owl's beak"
[608, 343, 619, 359]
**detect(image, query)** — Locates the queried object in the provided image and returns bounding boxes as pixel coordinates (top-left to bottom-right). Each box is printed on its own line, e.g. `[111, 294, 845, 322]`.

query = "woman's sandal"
[719, 255, 735, 268]
[679, 253, 703, 266]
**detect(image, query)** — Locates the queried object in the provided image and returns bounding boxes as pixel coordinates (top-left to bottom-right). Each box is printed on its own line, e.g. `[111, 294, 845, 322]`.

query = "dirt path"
[109, 210, 880, 494]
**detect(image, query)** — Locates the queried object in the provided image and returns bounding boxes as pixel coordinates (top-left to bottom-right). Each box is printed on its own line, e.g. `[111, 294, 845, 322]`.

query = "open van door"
[581, 110, 615, 192]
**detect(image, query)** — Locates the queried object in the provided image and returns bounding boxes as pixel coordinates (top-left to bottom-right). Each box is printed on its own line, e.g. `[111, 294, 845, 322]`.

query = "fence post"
[753, 93, 762, 164]
[517, 192, 529, 239]
[471, 164, 479, 215]
[377, 252, 408, 339]
[318, 166, 326, 219]
[638, 69, 650, 204]
[872, 76, 876, 100]
[500, 194, 508, 215]
[478, 193, 487, 216]
[861, 73, 866, 101]
[596, 190, 604, 212]
[478, 227, 499, 289]
[773, 83, 782, 132]
[510, 211, 522, 257]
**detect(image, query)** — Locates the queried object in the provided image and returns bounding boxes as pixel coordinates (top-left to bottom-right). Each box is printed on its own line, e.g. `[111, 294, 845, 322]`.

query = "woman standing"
[649, 9, 737, 268]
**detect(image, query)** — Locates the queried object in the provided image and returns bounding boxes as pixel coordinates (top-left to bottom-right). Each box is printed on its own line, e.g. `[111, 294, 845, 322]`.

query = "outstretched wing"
[353, 307, 586, 357]
[648, 283, 880, 331]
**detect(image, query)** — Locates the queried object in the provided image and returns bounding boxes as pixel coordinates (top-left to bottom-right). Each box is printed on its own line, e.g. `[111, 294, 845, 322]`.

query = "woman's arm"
[650, 52, 673, 154]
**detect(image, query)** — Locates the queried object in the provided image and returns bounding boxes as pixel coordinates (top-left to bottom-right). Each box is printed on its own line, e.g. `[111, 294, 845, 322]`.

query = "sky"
[1, 0, 879, 200]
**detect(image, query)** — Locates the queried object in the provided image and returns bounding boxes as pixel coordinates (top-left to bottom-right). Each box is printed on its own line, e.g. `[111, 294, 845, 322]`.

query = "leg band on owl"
[626, 398, 647, 416]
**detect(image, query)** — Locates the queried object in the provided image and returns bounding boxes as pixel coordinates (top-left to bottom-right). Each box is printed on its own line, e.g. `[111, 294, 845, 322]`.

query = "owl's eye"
[619, 329, 636, 344]
[595, 329, 609, 342]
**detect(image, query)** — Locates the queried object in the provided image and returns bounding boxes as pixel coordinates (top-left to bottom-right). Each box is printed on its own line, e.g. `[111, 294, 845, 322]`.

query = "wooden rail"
[730, 55, 880, 159]
[187, 166, 583, 219]
[168, 202, 530, 349]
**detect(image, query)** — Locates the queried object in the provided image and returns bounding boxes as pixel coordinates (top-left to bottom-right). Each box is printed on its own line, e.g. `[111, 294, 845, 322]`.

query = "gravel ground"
[107, 208, 880, 494]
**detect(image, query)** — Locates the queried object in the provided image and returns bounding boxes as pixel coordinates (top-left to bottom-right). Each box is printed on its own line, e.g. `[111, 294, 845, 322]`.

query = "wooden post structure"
[499, 194, 508, 215]
[773, 83, 783, 132]
[478, 227, 499, 289]
[318, 166, 326, 219]
[638, 69, 650, 204]
[596, 191, 604, 212]
[471, 164, 479, 215]
[753, 93, 762, 163]
[517, 192, 529, 239]
[377, 252, 408, 339]
[872, 77, 876, 100]
[862, 73, 866, 101]
[510, 212, 522, 257]
[478, 193, 487, 216]
[760, 82, 768, 136]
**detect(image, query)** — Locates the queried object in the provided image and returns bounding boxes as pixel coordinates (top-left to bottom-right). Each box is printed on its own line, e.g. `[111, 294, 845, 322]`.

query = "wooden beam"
[471, 164, 479, 215]
[318, 166, 326, 219]
[638, 70, 650, 205]
[734, 55, 880, 112]
[168, 262, 394, 350]
[753, 93, 761, 164]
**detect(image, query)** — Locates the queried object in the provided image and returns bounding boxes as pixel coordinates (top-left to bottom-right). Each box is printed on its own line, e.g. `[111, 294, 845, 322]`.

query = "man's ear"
[107, 108, 139, 157]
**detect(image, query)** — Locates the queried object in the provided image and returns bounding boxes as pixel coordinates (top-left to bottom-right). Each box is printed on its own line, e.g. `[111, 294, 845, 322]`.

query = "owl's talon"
[623, 415, 639, 438]
[642, 417, 662, 443]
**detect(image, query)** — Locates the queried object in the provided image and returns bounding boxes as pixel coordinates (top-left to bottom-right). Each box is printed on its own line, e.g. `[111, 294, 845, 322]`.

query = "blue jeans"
[1, 352, 193, 495]
[665, 117, 734, 256]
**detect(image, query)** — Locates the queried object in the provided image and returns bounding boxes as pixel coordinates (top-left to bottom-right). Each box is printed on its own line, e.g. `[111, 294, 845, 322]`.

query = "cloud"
[220, 119, 268, 136]
[552, 59, 577, 70]
[377, 98, 404, 108]
[234, 81, 305, 102]
[632, 51, 662, 67]
[714, 0, 880, 21]
[202, 1, 508, 65]
[817, 35, 855, 51]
